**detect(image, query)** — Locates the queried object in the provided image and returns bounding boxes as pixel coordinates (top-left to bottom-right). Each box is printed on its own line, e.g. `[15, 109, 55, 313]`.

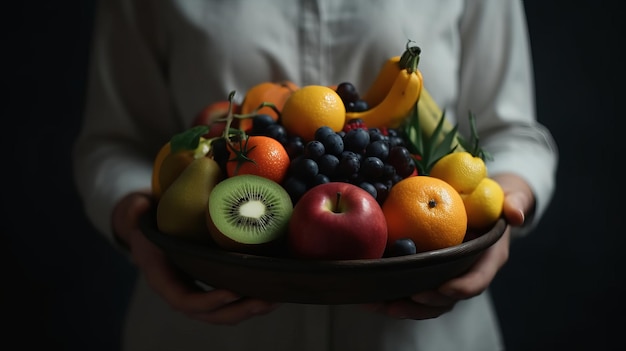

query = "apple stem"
[334, 192, 342, 213]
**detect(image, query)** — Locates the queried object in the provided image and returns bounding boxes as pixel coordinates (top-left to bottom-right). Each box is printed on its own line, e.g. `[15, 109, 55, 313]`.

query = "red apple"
[288, 182, 388, 260]
[192, 100, 240, 138]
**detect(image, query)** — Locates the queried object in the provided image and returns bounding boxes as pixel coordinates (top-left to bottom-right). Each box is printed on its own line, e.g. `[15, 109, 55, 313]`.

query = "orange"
[461, 177, 504, 230]
[226, 135, 290, 184]
[151, 141, 171, 200]
[280, 85, 346, 141]
[239, 81, 299, 132]
[429, 151, 487, 194]
[382, 176, 467, 252]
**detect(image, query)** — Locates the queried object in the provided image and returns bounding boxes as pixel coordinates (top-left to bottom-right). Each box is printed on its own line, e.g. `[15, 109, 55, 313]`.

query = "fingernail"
[411, 295, 430, 304]
[222, 295, 241, 304]
[439, 288, 456, 298]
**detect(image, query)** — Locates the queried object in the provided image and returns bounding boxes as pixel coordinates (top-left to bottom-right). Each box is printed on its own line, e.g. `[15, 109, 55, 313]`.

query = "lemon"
[281, 85, 346, 141]
[429, 151, 487, 194]
[461, 177, 504, 230]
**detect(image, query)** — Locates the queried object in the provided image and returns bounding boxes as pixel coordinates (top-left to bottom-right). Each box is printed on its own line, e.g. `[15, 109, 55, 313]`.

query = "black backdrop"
[3, 1, 623, 350]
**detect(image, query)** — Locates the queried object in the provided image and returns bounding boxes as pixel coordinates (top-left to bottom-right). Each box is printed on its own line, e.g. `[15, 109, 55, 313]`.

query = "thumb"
[491, 173, 534, 228]
[502, 191, 527, 227]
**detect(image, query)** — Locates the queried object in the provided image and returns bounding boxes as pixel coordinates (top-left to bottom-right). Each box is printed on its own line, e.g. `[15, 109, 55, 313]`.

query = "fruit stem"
[334, 192, 342, 213]
[399, 40, 421, 73]
[221, 90, 238, 140]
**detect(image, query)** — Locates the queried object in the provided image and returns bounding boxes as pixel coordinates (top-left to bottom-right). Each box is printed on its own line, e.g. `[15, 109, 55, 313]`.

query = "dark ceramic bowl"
[140, 209, 506, 305]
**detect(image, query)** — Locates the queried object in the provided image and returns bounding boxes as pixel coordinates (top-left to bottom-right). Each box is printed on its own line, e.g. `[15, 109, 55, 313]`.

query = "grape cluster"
[281, 120, 415, 204]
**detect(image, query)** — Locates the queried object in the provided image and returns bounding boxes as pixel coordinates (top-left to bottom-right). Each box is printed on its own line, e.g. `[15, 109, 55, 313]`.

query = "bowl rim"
[140, 209, 507, 272]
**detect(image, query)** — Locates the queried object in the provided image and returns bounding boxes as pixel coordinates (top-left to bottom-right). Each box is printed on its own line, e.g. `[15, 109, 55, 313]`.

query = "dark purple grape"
[346, 99, 369, 112]
[317, 153, 339, 177]
[382, 164, 397, 181]
[373, 182, 390, 205]
[335, 82, 360, 104]
[365, 140, 390, 161]
[343, 128, 370, 154]
[304, 140, 325, 160]
[320, 132, 344, 156]
[358, 181, 377, 199]
[385, 238, 417, 257]
[388, 135, 405, 148]
[387, 146, 415, 178]
[360, 156, 385, 180]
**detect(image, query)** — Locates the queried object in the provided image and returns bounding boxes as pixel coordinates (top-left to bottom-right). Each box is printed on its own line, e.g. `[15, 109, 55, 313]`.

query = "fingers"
[437, 229, 510, 299]
[363, 228, 512, 320]
[130, 223, 282, 325]
[491, 173, 535, 227]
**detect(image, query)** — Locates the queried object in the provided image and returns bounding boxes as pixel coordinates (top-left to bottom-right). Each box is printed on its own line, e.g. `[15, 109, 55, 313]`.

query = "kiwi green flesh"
[207, 175, 293, 249]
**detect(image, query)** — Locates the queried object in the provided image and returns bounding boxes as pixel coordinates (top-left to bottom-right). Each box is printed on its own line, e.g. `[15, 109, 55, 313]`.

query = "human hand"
[112, 192, 281, 325]
[362, 173, 534, 320]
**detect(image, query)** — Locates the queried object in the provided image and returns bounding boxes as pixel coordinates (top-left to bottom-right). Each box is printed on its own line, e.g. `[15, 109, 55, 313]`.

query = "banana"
[346, 44, 423, 129]
[361, 55, 401, 107]
[347, 40, 464, 150]
[416, 86, 464, 151]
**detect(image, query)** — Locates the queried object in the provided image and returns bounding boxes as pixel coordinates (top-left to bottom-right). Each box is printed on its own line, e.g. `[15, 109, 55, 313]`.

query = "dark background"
[3, 1, 623, 350]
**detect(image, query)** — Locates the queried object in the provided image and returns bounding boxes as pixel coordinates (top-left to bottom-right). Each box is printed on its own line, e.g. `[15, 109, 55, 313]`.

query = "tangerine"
[239, 81, 299, 132]
[461, 177, 504, 230]
[226, 135, 290, 184]
[280, 85, 346, 141]
[382, 176, 467, 252]
[429, 151, 487, 194]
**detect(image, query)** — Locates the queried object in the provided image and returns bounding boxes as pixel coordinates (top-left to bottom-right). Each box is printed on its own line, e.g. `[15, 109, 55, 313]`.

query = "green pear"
[158, 150, 195, 195]
[156, 156, 222, 241]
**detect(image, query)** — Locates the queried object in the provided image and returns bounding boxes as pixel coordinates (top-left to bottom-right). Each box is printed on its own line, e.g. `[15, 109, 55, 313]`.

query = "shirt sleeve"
[456, 0, 558, 236]
[72, 0, 176, 247]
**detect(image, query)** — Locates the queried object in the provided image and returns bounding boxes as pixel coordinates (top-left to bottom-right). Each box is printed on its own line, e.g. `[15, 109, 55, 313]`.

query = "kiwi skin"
[206, 218, 288, 256]
[206, 175, 293, 256]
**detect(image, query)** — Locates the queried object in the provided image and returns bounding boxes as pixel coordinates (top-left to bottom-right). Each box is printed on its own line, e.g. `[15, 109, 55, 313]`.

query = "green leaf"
[457, 111, 493, 162]
[170, 125, 209, 154]
[401, 103, 457, 175]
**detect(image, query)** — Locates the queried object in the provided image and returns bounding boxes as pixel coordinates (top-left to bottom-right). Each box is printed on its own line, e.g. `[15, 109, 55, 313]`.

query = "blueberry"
[251, 114, 276, 133]
[304, 140, 325, 160]
[343, 128, 370, 153]
[385, 238, 417, 257]
[320, 132, 344, 156]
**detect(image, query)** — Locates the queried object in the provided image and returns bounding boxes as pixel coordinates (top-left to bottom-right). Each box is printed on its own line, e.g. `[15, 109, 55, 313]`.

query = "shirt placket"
[299, 0, 323, 85]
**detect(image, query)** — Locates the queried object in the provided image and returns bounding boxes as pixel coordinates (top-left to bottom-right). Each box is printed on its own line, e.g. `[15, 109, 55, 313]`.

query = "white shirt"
[73, 1, 557, 350]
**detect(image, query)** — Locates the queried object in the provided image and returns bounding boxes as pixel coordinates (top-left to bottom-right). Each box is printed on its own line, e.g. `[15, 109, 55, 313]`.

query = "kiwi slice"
[206, 174, 293, 254]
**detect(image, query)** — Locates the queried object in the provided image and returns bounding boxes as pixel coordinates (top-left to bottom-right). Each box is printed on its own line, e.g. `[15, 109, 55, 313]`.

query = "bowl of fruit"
[144, 42, 509, 304]
[141, 208, 506, 304]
